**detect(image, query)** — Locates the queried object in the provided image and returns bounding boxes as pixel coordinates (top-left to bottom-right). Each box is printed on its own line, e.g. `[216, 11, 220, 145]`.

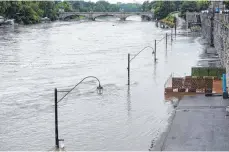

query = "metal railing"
[164, 73, 173, 88]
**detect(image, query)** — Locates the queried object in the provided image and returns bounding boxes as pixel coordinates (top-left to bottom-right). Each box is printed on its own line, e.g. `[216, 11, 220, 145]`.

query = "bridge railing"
[60, 12, 152, 14]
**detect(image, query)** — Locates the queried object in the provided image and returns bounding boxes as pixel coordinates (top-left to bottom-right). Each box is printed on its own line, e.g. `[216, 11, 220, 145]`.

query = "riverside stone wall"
[186, 12, 201, 28]
[200, 13, 212, 44]
[200, 13, 229, 86]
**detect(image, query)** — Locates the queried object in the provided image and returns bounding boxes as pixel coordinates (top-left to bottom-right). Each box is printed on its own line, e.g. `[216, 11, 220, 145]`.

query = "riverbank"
[154, 94, 229, 151]
[160, 14, 175, 28]
[151, 32, 225, 150]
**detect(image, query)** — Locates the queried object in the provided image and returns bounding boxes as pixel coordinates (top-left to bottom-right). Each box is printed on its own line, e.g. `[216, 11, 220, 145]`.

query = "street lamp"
[54, 76, 103, 149]
[127, 46, 156, 85]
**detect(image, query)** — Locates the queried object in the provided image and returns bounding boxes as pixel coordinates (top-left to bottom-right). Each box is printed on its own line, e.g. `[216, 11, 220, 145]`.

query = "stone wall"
[186, 12, 201, 28]
[213, 14, 229, 67]
[200, 13, 212, 44]
[200, 12, 229, 86]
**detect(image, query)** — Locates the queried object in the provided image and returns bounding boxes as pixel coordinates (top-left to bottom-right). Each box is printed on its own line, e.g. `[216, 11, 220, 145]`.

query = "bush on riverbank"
[144, 1, 210, 20]
[0, 1, 71, 25]
[190, 26, 201, 32]
[160, 14, 175, 28]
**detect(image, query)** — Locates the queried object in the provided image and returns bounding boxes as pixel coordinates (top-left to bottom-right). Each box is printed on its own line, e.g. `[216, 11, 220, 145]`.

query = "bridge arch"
[93, 14, 118, 20]
[59, 12, 154, 21]
[63, 14, 88, 20]
[141, 15, 152, 21]
[125, 14, 152, 21]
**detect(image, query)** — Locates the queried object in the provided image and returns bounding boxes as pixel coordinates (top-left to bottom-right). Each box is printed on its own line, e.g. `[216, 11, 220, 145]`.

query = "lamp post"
[54, 76, 103, 149]
[127, 46, 156, 85]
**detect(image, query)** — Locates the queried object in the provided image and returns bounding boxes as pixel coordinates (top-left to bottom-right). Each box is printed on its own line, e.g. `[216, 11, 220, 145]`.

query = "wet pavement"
[196, 38, 222, 67]
[156, 95, 229, 151]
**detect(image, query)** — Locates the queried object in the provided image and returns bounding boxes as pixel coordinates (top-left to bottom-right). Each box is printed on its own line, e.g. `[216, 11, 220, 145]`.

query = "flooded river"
[0, 16, 202, 150]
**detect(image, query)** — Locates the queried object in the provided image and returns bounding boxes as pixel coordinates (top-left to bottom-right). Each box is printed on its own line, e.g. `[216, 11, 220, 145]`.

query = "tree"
[153, 1, 175, 20]
[197, 0, 210, 10]
[19, 4, 40, 24]
[223, 0, 229, 9]
[60, 1, 72, 12]
[0, 1, 10, 17]
[71, 1, 81, 11]
[0, 1, 72, 24]
[181, 1, 198, 13]
[3, 1, 22, 19]
[173, 1, 182, 11]
[119, 3, 141, 12]
[108, 4, 119, 12]
[142, 1, 150, 12]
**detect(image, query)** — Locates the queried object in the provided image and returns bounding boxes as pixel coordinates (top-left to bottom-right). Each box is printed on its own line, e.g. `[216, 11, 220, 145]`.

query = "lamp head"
[97, 84, 103, 94]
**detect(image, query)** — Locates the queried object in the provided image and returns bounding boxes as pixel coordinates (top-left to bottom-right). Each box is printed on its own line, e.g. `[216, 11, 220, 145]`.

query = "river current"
[0, 16, 202, 150]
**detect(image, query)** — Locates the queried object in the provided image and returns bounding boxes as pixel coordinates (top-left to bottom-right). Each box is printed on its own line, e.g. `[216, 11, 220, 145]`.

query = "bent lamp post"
[54, 76, 103, 149]
[127, 46, 156, 85]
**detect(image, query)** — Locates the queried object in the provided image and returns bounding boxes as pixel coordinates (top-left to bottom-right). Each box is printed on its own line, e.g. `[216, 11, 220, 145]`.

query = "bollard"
[171, 28, 173, 42]
[154, 40, 157, 62]
[166, 33, 168, 49]
[128, 53, 130, 85]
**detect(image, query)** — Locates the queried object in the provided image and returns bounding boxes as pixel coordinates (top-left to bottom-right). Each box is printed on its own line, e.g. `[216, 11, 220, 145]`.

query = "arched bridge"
[59, 12, 154, 21]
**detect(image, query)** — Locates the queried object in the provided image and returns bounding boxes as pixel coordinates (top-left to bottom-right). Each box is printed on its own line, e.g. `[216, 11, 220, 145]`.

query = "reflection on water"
[127, 85, 131, 118]
[0, 17, 204, 150]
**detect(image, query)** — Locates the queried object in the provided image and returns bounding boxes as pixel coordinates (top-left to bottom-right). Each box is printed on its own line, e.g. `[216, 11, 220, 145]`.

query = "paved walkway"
[158, 95, 229, 151]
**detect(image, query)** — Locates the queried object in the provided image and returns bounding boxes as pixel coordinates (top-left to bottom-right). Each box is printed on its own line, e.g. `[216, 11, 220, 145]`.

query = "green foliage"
[191, 67, 226, 79]
[69, 1, 140, 12]
[119, 3, 141, 12]
[142, 0, 210, 20]
[164, 14, 175, 22]
[223, 0, 229, 9]
[20, 4, 41, 24]
[94, 1, 109, 12]
[181, 1, 198, 13]
[180, 1, 210, 19]
[38, 1, 60, 21]
[190, 26, 201, 32]
[2, 1, 22, 19]
[2, 0, 211, 24]
[62, 1, 72, 12]
[0, 1, 10, 16]
[148, 1, 181, 20]
[153, 1, 176, 20]
[196, 0, 210, 10]
[0, 1, 72, 24]
[160, 13, 175, 27]
[142, 1, 155, 12]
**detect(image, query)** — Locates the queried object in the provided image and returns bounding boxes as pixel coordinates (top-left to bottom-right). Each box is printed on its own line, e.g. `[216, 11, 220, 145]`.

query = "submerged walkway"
[158, 95, 229, 151]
